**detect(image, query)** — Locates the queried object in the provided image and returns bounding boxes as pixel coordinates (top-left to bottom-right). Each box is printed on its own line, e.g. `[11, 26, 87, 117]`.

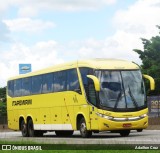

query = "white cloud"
[30, 0, 116, 11]
[113, 0, 160, 38]
[0, 40, 64, 87]
[32, 0, 116, 10]
[71, 37, 140, 63]
[1, 0, 160, 88]
[0, 20, 10, 42]
[0, 0, 116, 17]
[3, 18, 55, 33]
[18, 6, 38, 17]
[68, 0, 160, 64]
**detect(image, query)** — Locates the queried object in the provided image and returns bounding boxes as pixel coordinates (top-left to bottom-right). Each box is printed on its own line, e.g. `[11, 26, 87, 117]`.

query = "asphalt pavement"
[0, 130, 159, 144]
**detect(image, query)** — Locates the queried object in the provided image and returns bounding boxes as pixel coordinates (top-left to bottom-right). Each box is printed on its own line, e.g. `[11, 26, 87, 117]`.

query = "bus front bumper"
[98, 116, 148, 131]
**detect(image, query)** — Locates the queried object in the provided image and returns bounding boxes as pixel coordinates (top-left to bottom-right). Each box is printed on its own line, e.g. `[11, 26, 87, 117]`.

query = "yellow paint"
[7, 59, 153, 132]
[143, 74, 155, 90]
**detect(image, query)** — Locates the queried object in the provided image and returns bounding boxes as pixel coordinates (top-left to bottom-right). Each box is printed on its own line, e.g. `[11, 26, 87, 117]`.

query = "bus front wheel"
[21, 120, 28, 137]
[119, 130, 130, 137]
[79, 118, 92, 138]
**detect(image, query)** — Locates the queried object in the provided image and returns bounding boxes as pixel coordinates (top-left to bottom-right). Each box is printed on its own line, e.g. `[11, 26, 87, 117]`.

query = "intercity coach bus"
[7, 59, 155, 138]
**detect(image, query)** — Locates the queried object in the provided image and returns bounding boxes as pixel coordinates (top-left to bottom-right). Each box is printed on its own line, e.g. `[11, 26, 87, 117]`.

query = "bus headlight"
[139, 114, 147, 118]
[96, 112, 148, 121]
[96, 113, 113, 120]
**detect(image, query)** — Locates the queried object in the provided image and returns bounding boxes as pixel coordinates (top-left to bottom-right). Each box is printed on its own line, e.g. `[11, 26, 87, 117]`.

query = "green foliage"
[0, 87, 6, 99]
[0, 87, 7, 117]
[133, 25, 160, 95]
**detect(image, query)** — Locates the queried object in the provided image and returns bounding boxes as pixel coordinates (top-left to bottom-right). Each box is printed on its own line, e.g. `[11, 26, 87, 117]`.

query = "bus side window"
[8, 81, 14, 97]
[42, 73, 54, 93]
[22, 77, 31, 96]
[14, 79, 22, 97]
[88, 78, 97, 106]
[79, 67, 95, 103]
[53, 71, 67, 92]
[67, 69, 81, 93]
[32, 75, 42, 94]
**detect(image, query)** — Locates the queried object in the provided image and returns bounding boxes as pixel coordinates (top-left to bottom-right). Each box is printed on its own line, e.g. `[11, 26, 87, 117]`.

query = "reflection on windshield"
[95, 70, 145, 109]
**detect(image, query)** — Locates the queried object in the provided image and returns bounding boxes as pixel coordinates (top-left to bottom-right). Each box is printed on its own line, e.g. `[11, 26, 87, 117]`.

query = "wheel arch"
[26, 115, 33, 123]
[76, 113, 90, 130]
[19, 115, 25, 130]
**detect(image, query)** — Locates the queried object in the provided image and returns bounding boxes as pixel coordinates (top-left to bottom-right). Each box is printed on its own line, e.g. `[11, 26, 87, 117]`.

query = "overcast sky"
[0, 0, 160, 87]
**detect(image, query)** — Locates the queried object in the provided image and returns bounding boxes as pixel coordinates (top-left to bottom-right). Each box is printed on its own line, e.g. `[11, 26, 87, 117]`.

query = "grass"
[0, 149, 159, 152]
[0, 140, 160, 153]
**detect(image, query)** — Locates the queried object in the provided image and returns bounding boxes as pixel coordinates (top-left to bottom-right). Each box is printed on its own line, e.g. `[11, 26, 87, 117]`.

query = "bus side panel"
[7, 109, 19, 130]
[64, 91, 79, 130]
[61, 106, 73, 130]
[7, 110, 14, 130]
[35, 108, 51, 130]
[41, 108, 51, 125]
[74, 104, 90, 130]
[50, 106, 62, 129]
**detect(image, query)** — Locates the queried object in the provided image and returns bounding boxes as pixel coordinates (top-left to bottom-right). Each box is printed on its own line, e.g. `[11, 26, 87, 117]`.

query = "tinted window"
[14, 79, 22, 97]
[8, 81, 14, 97]
[53, 71, 66, 92]
[22, 77, 31, 96]
[88, 83, 97, 106]
[32, 75, 42, 94]
[67, 69, 80, 91]
[79, 68, 94, 86]
[42, 73, 54, 93]
[79, 67, 94, 102]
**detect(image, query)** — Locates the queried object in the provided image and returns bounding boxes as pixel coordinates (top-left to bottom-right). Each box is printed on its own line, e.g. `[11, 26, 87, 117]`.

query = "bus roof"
[8, 58, 140, 80]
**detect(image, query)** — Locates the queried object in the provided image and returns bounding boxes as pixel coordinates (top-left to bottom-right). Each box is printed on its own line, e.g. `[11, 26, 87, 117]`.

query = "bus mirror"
[87, 75, 100, 92]
[143, 74, 155, 90]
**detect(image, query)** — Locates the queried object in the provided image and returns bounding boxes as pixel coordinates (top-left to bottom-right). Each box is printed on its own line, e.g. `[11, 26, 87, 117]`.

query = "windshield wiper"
[114, 90, 122, 109]
[128, 86, 138, 108]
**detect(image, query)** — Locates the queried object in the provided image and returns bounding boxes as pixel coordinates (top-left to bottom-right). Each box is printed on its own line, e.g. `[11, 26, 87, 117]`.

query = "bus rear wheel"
[21, 120, 28, 137]
[27, 119, 43, 137]
[119, 130, 130, 137]
[28, 119, 34, 137]
[79, 118, 92, 138]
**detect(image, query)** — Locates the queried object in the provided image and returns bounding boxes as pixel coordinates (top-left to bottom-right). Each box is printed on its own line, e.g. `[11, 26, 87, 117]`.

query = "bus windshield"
[95, 70, 146, 109]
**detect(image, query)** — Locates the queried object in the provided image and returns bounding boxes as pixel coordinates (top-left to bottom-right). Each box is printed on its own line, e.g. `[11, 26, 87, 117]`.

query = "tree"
[133, 26, 160, 95]
[0, 87, 7, 117]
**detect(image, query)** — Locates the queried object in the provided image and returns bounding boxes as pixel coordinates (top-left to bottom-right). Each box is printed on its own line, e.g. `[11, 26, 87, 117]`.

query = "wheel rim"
[80, 122, 87, 135]
[21, 122, 27, 136]
[28, 120, 34, 137]
[29, 124, 33, 136]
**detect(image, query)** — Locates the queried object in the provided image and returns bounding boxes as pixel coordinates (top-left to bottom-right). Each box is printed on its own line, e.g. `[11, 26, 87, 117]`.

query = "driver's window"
[79, 67, 96, 105]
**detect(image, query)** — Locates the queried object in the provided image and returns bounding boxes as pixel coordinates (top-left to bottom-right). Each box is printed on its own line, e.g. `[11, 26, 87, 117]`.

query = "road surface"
[0, 130, 159, 144]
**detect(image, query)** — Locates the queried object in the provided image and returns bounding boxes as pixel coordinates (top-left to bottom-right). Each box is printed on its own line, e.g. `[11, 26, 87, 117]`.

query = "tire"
[27, 119, 35, 137]
[21, 120, 28, 137]
[55, 130, 74, 137]
[79, 118, 92, 138]
[137, 129, 143, 132]
[120, 130, 130, 137]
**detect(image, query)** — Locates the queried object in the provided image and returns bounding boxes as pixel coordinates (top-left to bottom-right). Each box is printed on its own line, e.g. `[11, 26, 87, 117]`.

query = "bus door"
[89, 105, 99, 130]
[88, 83, 99, 130]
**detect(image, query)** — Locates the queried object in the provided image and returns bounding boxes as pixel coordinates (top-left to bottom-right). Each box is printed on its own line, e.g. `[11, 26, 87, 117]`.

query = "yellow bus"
[7, 59, 155, 138]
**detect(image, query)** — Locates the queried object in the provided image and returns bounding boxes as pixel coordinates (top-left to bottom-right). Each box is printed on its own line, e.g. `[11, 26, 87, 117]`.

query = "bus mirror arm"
[143, 74, 155, 90]
[87, 75, 100, 92]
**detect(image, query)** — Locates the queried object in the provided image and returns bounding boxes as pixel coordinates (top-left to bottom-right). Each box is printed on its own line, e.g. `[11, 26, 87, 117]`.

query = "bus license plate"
[123, 123, 132, 128]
